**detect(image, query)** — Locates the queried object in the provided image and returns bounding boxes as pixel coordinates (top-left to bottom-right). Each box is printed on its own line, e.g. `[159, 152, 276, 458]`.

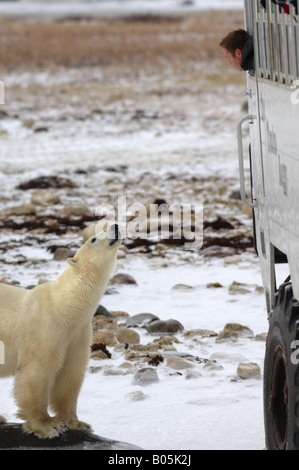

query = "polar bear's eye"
[91, 237, 97, 244]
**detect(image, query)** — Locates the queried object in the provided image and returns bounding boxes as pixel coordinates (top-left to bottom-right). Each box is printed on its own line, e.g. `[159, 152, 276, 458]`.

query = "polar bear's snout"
[108, 223, 121, 246]
[92, 224, 121, 247]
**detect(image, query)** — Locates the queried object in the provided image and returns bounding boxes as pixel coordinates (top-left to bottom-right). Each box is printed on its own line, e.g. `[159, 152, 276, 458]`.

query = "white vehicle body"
[240, 0, 299, 312]
[239, 0, 299, 450]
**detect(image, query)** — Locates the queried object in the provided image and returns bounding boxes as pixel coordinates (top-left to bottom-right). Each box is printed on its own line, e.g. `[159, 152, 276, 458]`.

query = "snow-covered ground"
[83, 258, 269, 451]
[0, 7, 271, 450]
[0, 0, 244, 19]
[1, 257, 269, 451]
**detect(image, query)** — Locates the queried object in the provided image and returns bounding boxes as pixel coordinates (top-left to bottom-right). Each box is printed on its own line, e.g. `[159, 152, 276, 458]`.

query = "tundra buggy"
[239, 0, 299, 449]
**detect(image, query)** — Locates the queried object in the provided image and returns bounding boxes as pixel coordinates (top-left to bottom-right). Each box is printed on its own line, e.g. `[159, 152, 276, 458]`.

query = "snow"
[0, 0, 244, 19]
[0, 4, 271, 451]
[82, 259, 268, 451]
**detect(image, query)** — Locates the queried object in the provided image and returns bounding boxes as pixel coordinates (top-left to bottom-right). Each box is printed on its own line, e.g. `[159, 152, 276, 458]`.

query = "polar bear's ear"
[67, 257, 79, 269]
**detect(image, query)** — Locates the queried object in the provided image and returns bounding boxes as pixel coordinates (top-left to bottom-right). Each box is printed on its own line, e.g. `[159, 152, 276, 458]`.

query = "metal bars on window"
[252, 0, 299, 85]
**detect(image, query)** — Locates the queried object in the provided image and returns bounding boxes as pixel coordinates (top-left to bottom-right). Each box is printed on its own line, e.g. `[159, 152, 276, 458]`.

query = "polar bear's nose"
[108, 224, 121, 246]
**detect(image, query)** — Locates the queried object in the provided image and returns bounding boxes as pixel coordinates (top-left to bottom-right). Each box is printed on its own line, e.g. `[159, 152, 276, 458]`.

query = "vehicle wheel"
[264, 281, 299, 449]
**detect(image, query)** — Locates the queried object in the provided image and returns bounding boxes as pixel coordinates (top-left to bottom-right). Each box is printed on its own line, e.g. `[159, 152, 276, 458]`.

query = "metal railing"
[251, 0, 299, 85]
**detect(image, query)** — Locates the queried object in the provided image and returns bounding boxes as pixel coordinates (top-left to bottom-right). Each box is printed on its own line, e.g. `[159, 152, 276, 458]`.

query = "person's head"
[219, 29, 251, 70]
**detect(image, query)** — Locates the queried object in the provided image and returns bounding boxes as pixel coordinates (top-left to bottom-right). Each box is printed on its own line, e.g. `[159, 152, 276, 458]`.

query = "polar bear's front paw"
[66, 419, 93, 433]
[23, 422, 59, 439]
[23, 417, 67, 439]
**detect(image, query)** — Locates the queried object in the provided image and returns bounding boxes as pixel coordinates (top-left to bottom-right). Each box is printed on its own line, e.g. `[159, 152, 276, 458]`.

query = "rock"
[0, 422, 141, 450]
[203, 360, 223, 371]
[91, 342, 112, 359]
[115, 327, 140, 345]
[34, 126, 49, 133]
[229, 190, 242, 200]
[31, 190, 61, 206]
[223, 255, 242, 265]
[255, 285, 264, 293]
[117, 249, 126, 259]
[183, 328, 217, 339]
[255, 332, 267, 341]
[118, 362, 137, 373]
[22, 118, 35, 128]
[161, 345, 177, 352]
[147, 319, 184, 335]
[64, 204, 90, 217]
[204, 216, 234, 231]
[17, 176, 76, 190]
[171, 284, 194, 290]
[5, 203, 36, 216]
[132, 368, 159, 386]
[104, 165, 128, 174]
[125, 313, 160, 328]
[185, 369, 202, 379]
[130, 343, 160, 352]
[89, 366, 102, 374]
[217, 323, 254, 342]
[148, 354, 164, 366]
[111, 273, 138, 285]
[91, 349, 110, 360]
[124, 350, 145, 361]
[153, 336, 180, 347]
[228, 281, 251, 295]
[215, 333, 238, 343]
[206, 282, 223, 288]
[166, 355, 194, 370]
[110, 310, 130, 319]
[124, 349, 160, 362]
[92, 331, 116, 347]
[53, 247, 76, 261]
[94, 305, 112, 318]
[92, 315, 115, 332]
[104, 287, 119, 295]
[125, 391, 149, 402]
[201, 246, 237, 258]
[114, 343, 126, 352]
[102, 367, 125, 376]
[237, 362, 261, 379]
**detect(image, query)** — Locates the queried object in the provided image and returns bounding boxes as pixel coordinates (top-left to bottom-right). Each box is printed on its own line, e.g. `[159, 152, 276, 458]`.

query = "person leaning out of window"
[219, 29, 255, 74]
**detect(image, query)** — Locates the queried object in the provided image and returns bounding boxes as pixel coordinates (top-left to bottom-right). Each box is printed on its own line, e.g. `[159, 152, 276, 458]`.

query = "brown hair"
[219, 29, 251, 56]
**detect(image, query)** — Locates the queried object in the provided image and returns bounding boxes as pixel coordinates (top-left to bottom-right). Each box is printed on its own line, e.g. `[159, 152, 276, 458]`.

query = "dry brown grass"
[0, 11, 244, 72]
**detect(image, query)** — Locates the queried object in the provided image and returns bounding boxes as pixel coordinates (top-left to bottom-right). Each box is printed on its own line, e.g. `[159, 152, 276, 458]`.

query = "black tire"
[264, 281, 299, 449]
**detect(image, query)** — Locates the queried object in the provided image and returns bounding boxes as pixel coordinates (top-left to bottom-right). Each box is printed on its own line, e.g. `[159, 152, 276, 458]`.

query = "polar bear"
[0, 224, 121, 439]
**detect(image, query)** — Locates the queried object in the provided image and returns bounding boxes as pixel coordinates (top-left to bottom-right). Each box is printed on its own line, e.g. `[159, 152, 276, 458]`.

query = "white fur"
[0, 226, 121, 438]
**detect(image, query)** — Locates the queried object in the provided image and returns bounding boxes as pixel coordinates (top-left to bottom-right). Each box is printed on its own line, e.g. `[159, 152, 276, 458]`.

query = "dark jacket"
[241, 36, 255, 73]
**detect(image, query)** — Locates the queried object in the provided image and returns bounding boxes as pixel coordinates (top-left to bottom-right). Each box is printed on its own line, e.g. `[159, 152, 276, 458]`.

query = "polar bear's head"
[67, 224, 121, 275]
